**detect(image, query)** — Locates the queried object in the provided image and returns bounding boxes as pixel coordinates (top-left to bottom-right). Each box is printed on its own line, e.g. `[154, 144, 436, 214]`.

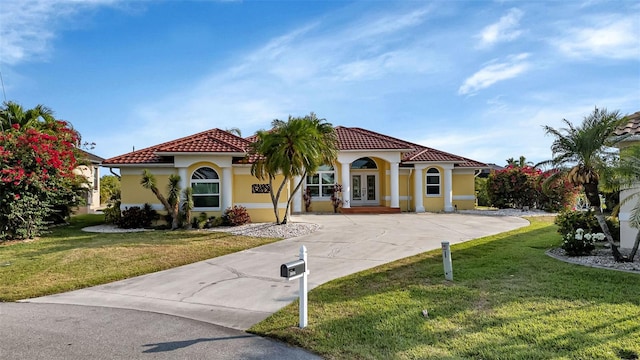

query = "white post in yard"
[442, 241, 453, 281]
[299, 245, 308, 328]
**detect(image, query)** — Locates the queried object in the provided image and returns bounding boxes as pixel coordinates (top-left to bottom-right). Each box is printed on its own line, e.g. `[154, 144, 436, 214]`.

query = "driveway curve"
[23, 213, 528, 331]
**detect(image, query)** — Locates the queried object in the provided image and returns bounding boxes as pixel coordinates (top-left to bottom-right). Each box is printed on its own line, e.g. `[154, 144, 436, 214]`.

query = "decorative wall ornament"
[252, 184, 271, 194]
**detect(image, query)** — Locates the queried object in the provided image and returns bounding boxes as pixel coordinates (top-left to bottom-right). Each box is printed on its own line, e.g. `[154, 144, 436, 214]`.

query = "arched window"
[191, 167, 220, 208]
[426, 168, 441, 196]
[305, 164, 335, 198]
[351, 157, 377, 169]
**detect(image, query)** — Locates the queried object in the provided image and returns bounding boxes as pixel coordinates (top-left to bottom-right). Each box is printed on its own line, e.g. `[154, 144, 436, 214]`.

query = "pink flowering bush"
[0, 121, 85, 240]
[486, 165, 577, 211]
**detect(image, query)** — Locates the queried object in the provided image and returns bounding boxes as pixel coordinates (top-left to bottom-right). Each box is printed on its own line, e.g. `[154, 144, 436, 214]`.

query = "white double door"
[351, 172, 378, 205]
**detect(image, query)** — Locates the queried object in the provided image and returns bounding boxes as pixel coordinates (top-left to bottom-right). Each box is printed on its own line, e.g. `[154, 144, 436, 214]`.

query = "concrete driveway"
[23, 213, 528, 331]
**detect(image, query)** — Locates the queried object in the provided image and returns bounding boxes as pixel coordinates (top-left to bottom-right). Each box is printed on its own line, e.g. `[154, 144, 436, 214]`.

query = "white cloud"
[128, 5, 439, 132]
[553, 16, 640, 60]
[476, 8, 523, 48]
[458, 53, 530, 95]
[0, 0, 123, 65]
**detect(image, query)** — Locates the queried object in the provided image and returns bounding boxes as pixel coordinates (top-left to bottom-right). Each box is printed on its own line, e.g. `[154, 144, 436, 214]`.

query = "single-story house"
[102, 126, 487, 222]
[614, 110, 640, 250]
[74, 149, 105, 214]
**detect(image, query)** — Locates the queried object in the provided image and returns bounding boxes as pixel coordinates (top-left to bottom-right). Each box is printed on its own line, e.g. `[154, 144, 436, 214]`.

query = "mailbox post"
[299, 245, 308, 328]
[280, 245, 308, 328]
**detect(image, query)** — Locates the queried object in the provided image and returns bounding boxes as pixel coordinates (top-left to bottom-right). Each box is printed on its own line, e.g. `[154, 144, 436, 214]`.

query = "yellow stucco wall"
[398, 171, 410, 211]
[452, 172, 476, 210]
[121, 171, 175, 205]
[452, 173, 475, 196]
[118, 157, 479, 221]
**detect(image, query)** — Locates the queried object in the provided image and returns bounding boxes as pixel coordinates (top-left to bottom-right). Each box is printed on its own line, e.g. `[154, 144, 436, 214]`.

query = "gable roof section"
[614, 111, 640, 137]
[77, 149, 105, 164]
[404, 146, 487, 167]
[103, 129, 250, 165]
[337, 126, 486, 168]
[336, 126, 415, 151]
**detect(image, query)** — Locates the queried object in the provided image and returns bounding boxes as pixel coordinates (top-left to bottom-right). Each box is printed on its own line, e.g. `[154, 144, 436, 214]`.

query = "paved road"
[0, 303, 320, 360]
[5, 213, 528, 359]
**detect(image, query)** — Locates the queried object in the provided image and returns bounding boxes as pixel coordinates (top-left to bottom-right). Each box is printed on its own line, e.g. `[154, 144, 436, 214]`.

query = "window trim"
[425, 167, 441, 197]
[305, 165, 336, 199]
[191, 166, 221, 210]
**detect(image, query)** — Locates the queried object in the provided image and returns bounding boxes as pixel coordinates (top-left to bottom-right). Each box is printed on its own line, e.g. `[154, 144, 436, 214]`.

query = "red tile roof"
[336, 127, 414, 151]
[336, 126, 486, 168]
[614, 111, 640, 137]
[103, 129, 250, 165]
[103, 126, 487, 168]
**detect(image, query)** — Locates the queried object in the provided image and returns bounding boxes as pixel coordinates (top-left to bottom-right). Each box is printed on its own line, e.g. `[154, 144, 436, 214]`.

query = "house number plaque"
[252, 184, 271, 193]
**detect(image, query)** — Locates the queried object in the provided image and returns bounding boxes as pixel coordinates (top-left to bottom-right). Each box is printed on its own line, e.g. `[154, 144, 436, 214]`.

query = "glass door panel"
[366, 175, 376, 201]
[352, 175, 362, 201]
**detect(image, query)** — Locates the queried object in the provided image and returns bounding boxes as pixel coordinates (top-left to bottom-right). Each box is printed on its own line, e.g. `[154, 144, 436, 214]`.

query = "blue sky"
[1, 0, 639, 167]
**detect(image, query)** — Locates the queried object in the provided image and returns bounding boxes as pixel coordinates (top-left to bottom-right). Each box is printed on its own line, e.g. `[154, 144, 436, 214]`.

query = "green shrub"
[118, 204, 158, 229]
[554, 209, 620, 243]
[223, 205, 251, 226]
[562, 228, 600, 256]
[103, 201, 122, 225]
[475, 177, 490, 207]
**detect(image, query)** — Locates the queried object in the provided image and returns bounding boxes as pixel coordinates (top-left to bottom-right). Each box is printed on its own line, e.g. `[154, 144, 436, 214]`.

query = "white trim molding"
[453, 195, 476, 201]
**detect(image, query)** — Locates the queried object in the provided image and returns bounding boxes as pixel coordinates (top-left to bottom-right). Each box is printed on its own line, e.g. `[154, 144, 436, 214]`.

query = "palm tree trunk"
[282, 172, 307, 225]
[585, 182, 626, 262]
[267, 178, 279, 224]
[171, 203, 179, 230]
[274, 178, 288, 224]
[593, 209, 624, 262]
[630, 230, 640, 262]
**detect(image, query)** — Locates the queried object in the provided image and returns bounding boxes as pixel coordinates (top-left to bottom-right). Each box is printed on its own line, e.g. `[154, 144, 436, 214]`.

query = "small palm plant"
[141, 170, 181, 230]
[539, 107, 629, 262]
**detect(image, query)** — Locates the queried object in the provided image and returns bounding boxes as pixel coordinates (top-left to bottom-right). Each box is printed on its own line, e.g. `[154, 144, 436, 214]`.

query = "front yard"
[0, 214, 280, 301]
[250, 217, 640, 360]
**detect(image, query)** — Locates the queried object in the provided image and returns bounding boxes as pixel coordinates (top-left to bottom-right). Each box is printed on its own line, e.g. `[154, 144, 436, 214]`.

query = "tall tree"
[506, 155, 533, 168]
[1, 101, 56, 131]
[0, 102, 84, 239]
[539, 107, 629, 261]
[249, 113, 338, 224]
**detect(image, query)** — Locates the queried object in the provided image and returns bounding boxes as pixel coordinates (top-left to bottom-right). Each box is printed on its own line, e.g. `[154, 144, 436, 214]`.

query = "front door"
[351, 173, 378, 205]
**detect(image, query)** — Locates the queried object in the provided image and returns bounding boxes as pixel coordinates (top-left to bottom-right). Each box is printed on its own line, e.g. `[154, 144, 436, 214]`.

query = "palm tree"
[140, 170, 181, 230]
[249, 113, 338, 224]
[539, 107, 629, 262]
[1, 101, 56, 131]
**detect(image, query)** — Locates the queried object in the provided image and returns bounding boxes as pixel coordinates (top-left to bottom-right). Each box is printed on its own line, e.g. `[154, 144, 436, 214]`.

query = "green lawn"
[0, 214, 279, 301]
[250, 217, 640, 360]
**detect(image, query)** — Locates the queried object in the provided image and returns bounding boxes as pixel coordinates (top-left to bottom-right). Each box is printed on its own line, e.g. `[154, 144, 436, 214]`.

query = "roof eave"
[102, 163, 174, 168]
[155, 151, 247, 157]
[340, 148, 415, 152]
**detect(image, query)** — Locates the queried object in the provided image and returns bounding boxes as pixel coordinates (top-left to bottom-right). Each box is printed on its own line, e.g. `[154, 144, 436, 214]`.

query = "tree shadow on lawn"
[257, 223, 640, 359]
[9, 230, 243, 259]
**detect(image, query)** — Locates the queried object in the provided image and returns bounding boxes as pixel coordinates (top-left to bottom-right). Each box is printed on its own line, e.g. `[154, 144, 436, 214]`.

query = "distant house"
[613, 110, 640, 250]
[477, 163, 505, 178]
[102, 126, 487, 222]
[74, 149, 105, 214]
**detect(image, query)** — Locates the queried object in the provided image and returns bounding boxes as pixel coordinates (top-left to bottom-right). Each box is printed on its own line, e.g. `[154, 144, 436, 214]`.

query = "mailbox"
[280, 259, 306, 279]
